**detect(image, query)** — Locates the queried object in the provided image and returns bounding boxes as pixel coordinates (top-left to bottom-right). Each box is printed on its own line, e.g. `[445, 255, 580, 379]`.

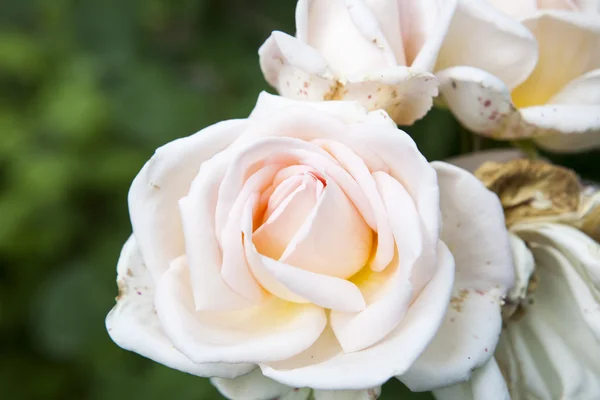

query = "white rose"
[436, 151, 600, 400]
[258, 0, 457, 125]
[436, 0, 600, 153]
[106, 93, 514, 399]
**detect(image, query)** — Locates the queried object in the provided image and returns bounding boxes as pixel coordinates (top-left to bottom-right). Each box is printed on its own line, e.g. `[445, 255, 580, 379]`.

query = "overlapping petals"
[107, 94, 514, 399]
[259, 0, 457, 125]
[436, 0, 600, 152]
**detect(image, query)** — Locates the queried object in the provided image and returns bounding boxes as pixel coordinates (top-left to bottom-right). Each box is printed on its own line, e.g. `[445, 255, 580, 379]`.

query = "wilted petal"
[106, 236, 253, 378]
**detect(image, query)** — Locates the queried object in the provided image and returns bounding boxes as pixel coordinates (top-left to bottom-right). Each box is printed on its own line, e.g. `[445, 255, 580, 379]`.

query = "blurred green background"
[1, 1, 598, 399]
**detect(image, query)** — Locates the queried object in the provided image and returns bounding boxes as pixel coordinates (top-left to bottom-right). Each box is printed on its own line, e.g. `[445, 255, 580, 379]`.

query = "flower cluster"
[105, 1, 600, 399]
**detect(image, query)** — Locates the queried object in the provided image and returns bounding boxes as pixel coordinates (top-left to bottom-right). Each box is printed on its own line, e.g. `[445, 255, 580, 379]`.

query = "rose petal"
[512, 11, 600, 108]
[330, 171, 423, 353]
[432, 358, 510, 400]
[486, 0, 537, 19]
[548, 69, 600, 105]
[261, 242, 454, 390]
[106, 236, 253, 378]
[304, 0, 396, 76]
[313, 387, 381, 400]
[258, 31, 335, 102]
[437, 0, 538, 89]
[279, 176, 373, 280]
[312, 139, 393, 272]
[253, 174, 320, 261]
[243, 196, 367, 312]
[128, 119, 246, 281]
[433, 162, 514, 292]
[154, 255, 327, 364]
[399, 162, 513, 391]
[211, 369, 311, 400]
[436, 66, 521, 138]
[407, 0, 457, 71]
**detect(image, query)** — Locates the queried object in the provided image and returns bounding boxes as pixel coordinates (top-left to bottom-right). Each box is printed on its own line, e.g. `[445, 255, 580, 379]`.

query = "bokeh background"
[1, 1, 598, 399]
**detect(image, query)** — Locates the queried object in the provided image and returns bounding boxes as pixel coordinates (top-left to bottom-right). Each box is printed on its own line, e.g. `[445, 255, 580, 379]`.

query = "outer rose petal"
[432, 358, 510, 400]
[260, 242, 455, 390]
[105, 236, 253, 379]
[313, 387, 381, 399]
[399, 162, 514, 391]
[486, 0, 538, 20]
[211, 369, 311, 400]
[128, 119, 246, 281]
[154, 256, 327, 364]
[258, 32, 438, 125]
[437, 0, 538, 89]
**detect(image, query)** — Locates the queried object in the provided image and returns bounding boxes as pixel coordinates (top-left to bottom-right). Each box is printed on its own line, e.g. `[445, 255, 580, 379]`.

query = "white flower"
[436, 0, 600, 153]
[258, 0, 458, 125]
[105, 94, 514, 399]
[436, 151, 600, 400]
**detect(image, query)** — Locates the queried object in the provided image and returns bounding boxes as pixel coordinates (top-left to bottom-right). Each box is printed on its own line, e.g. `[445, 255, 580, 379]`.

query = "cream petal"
[128, 119, 246, 281]
[312, 139, 393, 272]
[512, 11, 600, 109]
[304, 0, 396, 76]
[342, 67, 438, 125]
[524, 105, 600, 152]
[363, 0, 407, 65]
[249, 91, 372, 125]
[486, 0, 538, 19]
[514, 222, 600, 290]
[538, 0, 578, 11]
[106, 236, 253, 378]
[211, 369, 311, 400]
[179, 154, 255, 311]
[408, 0, 458, 72]
[574, 0, 600, 13]
[279, 179, 373, 280]
[504, 244, 600, 399]
[436, 66, 522, 138]
[154, 256, 327, 364]
[220, 165, 281, 303]
[432, 358, 510, 400]
[253, 175, 320, 260]
[437, 0, 538, 89]
[548, 69, 600, 105]
[506, 233, 536, 307]
[313, 387, 381, 399]
[258, 31, 336, 103]
[434, 162, 515, 292]
[399, 162, 514, 391]
[243, 196, 367, 312]
[261, 242, 454, 390]
[329, 171, 422, 353]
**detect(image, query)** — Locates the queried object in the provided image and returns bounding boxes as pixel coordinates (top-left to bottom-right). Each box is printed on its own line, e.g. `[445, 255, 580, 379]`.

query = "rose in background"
[258, 0, 457, 125]
[106, 93, 515, 399]
[436, 153, 600, 400]
[436, 0, 600, 153]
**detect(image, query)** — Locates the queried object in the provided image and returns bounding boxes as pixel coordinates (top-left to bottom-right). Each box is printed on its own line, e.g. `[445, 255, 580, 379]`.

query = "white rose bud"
[258, 0, 458, 126]
[106, 94, 515, 399]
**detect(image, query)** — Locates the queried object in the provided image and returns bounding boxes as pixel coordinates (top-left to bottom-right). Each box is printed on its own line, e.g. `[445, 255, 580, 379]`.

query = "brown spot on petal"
[323, 81, 344, 101]
[450, 289, 470, 312]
